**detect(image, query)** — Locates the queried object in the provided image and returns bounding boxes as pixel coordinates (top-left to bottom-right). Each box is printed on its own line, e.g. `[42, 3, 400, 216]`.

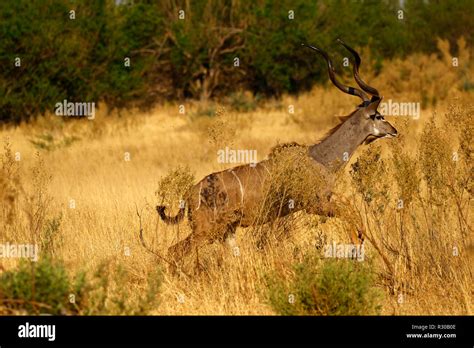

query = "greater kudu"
[143, 40, 398, 264]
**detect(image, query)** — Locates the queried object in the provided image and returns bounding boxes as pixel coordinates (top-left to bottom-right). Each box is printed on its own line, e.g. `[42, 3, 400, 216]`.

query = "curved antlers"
[337, 38, 380, 99]
[302, 43, 370, 103]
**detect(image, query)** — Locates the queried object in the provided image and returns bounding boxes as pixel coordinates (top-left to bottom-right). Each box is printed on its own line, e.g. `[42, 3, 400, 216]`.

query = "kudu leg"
[223, 222, 239, 250]
[167, 217, 227, 263]
[168, 232, 208, 262]
[305, 199, 338, 218]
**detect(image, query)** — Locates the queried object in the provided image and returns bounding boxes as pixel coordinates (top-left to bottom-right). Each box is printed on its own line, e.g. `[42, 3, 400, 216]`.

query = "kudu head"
[302, 39, 398, 144]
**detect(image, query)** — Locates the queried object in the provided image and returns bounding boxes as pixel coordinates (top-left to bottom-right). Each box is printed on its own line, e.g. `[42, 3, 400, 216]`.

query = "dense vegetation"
[0, 257, 162, 315]
[266, 257, 382, 315]
[0, 0, 472, 123]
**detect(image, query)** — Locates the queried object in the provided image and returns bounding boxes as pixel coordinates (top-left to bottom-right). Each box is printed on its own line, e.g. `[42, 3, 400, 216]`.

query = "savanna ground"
[0, 39, 472, 315]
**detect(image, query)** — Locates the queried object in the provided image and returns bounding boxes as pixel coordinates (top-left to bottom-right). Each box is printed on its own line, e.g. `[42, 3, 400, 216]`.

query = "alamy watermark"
[55, 99, 95, 120]
[323, 241, 364, 261]
[0, 242, 39, 262]
[217, 147, 257, 165]
[379, 99, 420, 120]
[18, 322, 55, 341]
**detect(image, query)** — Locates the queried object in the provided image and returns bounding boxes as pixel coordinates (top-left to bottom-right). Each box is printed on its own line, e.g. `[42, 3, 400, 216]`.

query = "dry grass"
[0, 41, 473, 315]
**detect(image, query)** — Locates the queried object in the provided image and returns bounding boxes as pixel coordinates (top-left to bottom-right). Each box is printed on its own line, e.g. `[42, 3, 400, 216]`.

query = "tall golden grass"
[0, 39, 472, 315]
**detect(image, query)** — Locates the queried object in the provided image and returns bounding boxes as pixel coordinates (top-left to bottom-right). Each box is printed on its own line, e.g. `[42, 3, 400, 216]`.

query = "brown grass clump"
[334, 103, 473, 314]
[0, 139, 22, 227]
[245, 143, 329, 247]
[1, 140, 53, 243]
[368, 38, 472, 106]
[265, 143, 330, 215]
[155, 166, 195, 209]
[206, 106, 236, 148]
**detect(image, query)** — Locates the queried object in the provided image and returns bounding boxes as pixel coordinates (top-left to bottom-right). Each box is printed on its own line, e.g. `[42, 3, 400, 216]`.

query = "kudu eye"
[371, 114, 384, 120]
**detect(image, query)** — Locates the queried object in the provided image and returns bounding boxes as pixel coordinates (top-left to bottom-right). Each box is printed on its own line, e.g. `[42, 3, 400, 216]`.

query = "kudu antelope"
[146, 39, 398, 264]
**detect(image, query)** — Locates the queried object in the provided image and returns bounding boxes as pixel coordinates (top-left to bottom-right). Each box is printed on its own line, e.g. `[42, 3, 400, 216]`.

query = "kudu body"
[150, 40, 398, 263]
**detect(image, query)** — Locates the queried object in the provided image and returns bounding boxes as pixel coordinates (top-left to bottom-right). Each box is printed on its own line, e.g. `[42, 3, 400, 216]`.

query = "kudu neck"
[309, 114, 367, 172]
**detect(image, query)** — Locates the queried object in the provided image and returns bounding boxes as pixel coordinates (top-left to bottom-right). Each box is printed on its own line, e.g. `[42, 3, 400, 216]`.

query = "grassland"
[0, 39, 472, 315]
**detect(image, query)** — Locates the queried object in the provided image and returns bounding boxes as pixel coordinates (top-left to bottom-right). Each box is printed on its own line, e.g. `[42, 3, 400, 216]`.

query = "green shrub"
[266, 257, 382, 315]
[0, 258, 162, 315]
[0, 257, 84, 315]
[227, 91, 258, 113]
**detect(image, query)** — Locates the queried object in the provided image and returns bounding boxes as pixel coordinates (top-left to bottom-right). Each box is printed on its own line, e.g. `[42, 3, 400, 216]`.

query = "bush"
[226, 91, 258, 113]
[0, 258, 162, 315]
[338, 103, 472, 306]
[0, 258, 84, 315]
[266, 257, 382, 315]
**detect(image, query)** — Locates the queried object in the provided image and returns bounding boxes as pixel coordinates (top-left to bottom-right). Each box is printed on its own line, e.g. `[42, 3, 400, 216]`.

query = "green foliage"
[0, 258, 162, 315]
[0, 0, 472, 123]
[29, 133, 80, 151]
[227, 91, 259, 113]
[266, 257, 382, 315]
[0, 258, 84, 315]
[0, 0, 159, 123]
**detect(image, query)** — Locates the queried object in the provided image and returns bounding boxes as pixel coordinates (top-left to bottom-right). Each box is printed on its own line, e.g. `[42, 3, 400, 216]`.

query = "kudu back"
[147, 39, 398, 264]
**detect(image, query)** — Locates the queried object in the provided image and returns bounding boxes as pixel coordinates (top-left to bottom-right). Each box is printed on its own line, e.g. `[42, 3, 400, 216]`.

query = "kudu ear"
[364, 96, 383, 116]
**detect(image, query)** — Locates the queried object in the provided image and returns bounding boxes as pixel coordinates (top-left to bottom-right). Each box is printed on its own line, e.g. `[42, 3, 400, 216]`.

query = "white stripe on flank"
[231, 170, 244, 205]
[196, 182, 203, 210]
[261, 163, 271, 174]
